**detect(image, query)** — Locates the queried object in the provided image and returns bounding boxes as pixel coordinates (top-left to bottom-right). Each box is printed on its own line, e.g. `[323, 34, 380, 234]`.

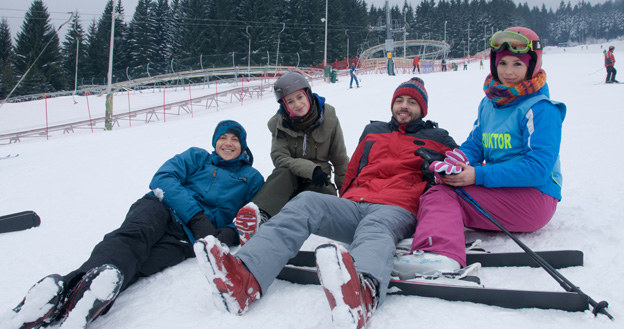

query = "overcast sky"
[0, 0, 611, 40]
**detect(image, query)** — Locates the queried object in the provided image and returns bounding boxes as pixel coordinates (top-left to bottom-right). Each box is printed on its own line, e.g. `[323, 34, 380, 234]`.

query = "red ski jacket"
[340, 118, 457, 215]
[606, 51, 615, 67]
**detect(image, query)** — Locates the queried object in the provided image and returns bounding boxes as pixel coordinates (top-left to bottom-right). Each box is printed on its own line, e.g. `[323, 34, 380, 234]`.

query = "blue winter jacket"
[148, 147, 264, 243]
[460, 84, 566, 200]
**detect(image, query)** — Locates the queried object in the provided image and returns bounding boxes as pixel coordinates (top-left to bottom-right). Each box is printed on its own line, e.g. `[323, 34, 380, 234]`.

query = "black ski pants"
[65, 194, 194, 292]
[606, 66, 617, 82]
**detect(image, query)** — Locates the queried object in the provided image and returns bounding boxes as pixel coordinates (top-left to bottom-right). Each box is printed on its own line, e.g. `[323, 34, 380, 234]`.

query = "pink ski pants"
[411, 185, 558, 266]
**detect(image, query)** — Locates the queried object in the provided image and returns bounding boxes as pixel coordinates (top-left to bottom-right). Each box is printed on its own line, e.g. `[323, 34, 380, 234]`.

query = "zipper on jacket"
[303, 134, 307, 156]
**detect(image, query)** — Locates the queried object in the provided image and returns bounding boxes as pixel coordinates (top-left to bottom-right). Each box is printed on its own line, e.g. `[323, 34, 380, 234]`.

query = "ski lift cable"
[1, 12, 75, 110]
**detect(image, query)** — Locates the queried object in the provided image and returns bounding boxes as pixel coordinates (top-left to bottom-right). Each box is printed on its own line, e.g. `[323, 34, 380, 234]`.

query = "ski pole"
[454, 187, 613, 320]
[589, 67, 604, 75]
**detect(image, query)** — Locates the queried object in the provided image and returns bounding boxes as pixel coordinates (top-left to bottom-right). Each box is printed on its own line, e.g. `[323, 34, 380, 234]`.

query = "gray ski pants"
[237, 191, 415, 304]
[253, 167, 337, 217]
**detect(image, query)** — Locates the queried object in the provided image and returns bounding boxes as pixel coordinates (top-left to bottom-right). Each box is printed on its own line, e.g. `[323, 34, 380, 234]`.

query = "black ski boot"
[57, 264, 123, 329]
[5, 274, 65, 329]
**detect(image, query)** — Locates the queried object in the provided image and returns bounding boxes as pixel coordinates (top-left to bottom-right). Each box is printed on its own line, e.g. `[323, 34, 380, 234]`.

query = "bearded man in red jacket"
[194, 77, 458, 329]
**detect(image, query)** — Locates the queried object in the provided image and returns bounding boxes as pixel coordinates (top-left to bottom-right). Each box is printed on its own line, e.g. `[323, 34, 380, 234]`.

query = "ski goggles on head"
[489, 30, 542, 54]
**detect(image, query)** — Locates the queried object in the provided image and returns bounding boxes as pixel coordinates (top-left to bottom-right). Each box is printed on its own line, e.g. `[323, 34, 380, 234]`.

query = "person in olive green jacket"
[234, 71, 349, 245]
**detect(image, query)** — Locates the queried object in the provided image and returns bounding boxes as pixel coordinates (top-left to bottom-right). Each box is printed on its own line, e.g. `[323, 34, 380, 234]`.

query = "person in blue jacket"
[396, 27, 567, 276]
[349, 65, 359, 88]
[6, 120, 264, 329]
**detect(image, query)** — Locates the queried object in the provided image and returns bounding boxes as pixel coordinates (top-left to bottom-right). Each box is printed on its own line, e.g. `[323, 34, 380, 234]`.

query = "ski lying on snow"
[287, 249, 584, 269]
[277, 265, 589, 312]
[0, 211, 40, 234]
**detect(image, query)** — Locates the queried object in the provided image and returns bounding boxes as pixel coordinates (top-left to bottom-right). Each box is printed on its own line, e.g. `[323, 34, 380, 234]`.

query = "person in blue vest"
[6, 120, 264, 329]
[397, 26, 567, 276]
[349, 65, 360, 88]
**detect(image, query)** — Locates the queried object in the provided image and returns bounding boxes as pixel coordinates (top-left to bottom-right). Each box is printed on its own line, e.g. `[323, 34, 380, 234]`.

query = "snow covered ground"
[1, 41, 623, 328]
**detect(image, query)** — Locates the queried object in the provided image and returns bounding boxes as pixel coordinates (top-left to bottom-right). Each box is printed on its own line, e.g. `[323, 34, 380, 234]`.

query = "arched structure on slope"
[359, 39, 450, 62]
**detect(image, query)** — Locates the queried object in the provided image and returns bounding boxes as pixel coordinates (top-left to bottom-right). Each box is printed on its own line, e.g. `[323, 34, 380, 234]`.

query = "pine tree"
[84, 19, 100, 84]
[174, 0, 212, 70]
[84, 0, 130, 84]
[208, 0, 240, 67]
[236, 0, 292, 67]
[168, 0, 184, 70]
[271, 0, 291, 66]
[113, 0, 130, 82]
[85, 1, 114, 84]
[284, 0, 325, 66]
[128, 0, 156, 76]
[151, 0, 172, 74]
[0, 19, 15, 98]
[61, 13, 87, 92]
[280, 0, 302, 66]
[326, 0, 346, 64]
[13, 0, 65, 95]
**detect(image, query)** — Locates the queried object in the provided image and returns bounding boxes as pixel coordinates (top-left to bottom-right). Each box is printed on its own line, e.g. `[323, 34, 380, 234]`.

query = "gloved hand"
[311, 166, 330, 186]
[414, 148, 446, 187]
[188, 212, 218, 240]
[430, 160, 462, 180]
[444, 148, 469, 165]
[430, 149, 469, 183]
[215, 227, 238, 247]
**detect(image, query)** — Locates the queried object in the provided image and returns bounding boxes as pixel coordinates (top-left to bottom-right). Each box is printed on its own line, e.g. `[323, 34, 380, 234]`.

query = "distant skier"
[194, 77, 458, 328]
[604, 50, 609, 79]
[606, 45, 618, 83]
[5, 120, 264, 329]
[463, 58, 468, 70]
[387, 55, 396, 76]
[412, 55, 420, 73]
[441, 58, 447, 72]
[401, 26, 567, 276]
[349, 65, 360, 88]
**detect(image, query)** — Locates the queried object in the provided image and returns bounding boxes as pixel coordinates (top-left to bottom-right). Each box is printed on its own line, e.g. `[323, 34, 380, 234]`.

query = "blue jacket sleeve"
[472, 101, 563, 187]
[149, 147, 208, 223]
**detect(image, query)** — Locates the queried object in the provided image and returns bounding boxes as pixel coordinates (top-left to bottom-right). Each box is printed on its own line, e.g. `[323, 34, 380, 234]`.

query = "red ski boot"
[315, 243, 378, 329]
[194, 236, 261, 315]
[234, 202, 262, 246]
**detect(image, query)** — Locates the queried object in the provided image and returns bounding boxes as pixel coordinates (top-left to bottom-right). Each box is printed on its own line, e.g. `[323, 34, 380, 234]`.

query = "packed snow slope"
[1, 41, 623, 329]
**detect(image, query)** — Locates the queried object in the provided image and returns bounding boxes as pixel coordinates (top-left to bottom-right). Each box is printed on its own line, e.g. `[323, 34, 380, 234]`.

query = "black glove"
[311, 166, 330, 186]
[414, 147, 446, 188]
[216, 227, 238, 247]
[188, 212, 218, 240]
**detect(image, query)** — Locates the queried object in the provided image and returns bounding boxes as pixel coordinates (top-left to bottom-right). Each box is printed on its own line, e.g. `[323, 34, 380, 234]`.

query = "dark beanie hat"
[212, 120, 247, 151]
[391, 77, 428, 118]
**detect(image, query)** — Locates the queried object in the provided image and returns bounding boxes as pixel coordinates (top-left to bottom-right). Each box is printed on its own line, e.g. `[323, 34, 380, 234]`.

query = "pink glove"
[429, 160, 462, 183]
[430, 160, 463, 175]
[429, 149, 469, 183]
[444, 148, 469, 165]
